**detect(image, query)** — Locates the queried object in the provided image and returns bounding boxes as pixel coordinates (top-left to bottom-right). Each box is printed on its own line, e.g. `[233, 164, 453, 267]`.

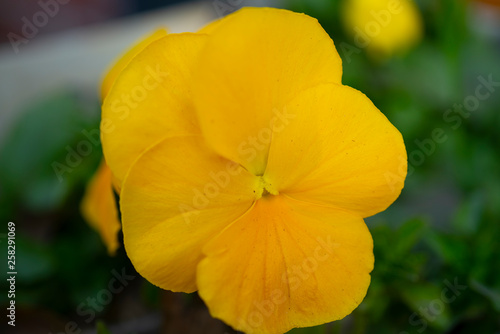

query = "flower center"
[256, 176, 279, 199]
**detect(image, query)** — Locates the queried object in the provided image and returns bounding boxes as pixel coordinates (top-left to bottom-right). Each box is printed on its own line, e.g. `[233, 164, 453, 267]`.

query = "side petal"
[197, 195, 373, 334]
[81, 160, 121, 255]
[101, 28, 167, 100]
[101, 33, 207, 187]
[193, 7, 343, 175]
[120, 135, 260, 293]
[264, 83, 407, 218]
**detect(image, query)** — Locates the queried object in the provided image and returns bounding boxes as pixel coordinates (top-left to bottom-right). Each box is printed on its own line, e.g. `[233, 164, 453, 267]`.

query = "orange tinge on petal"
[81, 160, 120, 255]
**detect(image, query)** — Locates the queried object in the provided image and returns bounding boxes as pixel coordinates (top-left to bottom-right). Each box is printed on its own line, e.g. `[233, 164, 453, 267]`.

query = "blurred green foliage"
[0, 93, 119, 307]
[97, 321, 112, 334]
[0, 0, 499, 333]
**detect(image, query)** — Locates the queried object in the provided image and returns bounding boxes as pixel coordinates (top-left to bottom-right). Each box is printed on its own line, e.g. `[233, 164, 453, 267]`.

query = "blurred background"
[0, 0, 499, 333]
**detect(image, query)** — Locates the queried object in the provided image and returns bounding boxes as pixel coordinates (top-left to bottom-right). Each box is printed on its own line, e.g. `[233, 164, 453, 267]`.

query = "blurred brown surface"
[0, 0, 129, 45]
[161, 291, 239, 334]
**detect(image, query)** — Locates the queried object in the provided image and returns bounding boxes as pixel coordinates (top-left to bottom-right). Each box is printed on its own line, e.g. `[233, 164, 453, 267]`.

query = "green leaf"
[96, 320, 112, 334]
[0, 234, 55, 284]
[453, 192, 483, 234]
[0, 92, 100, 212]
[470, 280, 500, 312]
[141, 280, 162, 307]
[424, 231, 468, 272]
[394, 219, 427, 256]
[398, 281, 453, 331]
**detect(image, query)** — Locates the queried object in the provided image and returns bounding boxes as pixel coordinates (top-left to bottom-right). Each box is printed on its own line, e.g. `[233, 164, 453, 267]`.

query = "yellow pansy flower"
[342, 0, 423, 58]
[81, 29, 167, 254]
[101, 7, 406, 333]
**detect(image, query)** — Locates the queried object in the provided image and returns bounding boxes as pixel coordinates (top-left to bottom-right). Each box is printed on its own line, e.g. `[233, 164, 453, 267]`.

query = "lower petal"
[197, 195, 373, 334]
[120, 135, 259, 292]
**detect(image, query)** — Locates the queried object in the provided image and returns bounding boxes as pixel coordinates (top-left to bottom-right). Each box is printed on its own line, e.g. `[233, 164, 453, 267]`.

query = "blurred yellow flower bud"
[342, 0, 423, 58]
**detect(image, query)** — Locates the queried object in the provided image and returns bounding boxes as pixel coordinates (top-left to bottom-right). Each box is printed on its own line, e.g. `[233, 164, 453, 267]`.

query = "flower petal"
[101, 28, 167, 100]
[193, 7, 343, 175]
[81, 160, 120, 255]
[197, 195, 373, 334]
[101, 33, 207, 187]
[120, 135, 259, 292]
[264, 83, 407, 218]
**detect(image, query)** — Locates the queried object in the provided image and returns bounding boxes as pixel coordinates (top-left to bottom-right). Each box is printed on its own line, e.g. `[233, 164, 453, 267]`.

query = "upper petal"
[197, 195, 373, 334]
[192, 7, 343, 175]
[264, 83, 407, 218]
[101, 29, 167, 100]
[101, 33, 207, 187]
[120, 135, 260, 292]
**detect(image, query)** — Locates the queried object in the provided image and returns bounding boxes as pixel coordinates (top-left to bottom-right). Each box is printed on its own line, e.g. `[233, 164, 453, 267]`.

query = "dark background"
[1, 0, 500, 333]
